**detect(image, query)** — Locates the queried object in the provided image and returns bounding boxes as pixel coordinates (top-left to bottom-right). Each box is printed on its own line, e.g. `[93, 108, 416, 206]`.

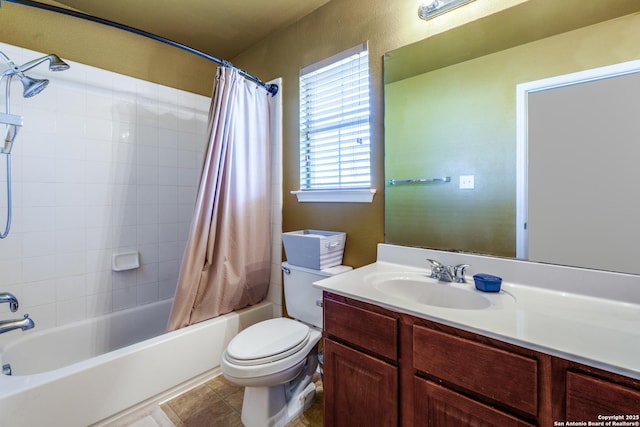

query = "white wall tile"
[158, 166, 178, 185]
[86, 291, 113, 317]
[56, 296, 88, 326]
[55, 206, 86, 230]
[0, 258, 22, 285]
[85, 270, 112, 294]
[55, 228, 85, 253]
[85, 138, 113, 162]
[0, 42, 281, 334]
[21, 207, 55, 232]
[55, 252, 86, 277]
[137, 224, 159, 245]
[22, 182, 56, 207]
[0, 233, 22, 261]
[55, 183, 85, 206]
[56, 275, 86, 301]
[21, 156, 55, 183]
[136, 282, 158, 305]
[137, 262, 158, 285]
[22, 278, 56, 307]
[112, 286, 137, 312]
[22, 231, 55, 257]
[55, 158, 85, 183]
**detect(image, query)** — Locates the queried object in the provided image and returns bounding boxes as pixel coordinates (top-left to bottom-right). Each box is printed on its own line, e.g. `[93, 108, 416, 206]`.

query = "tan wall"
[0, 0, 524, 268]
[232, 0, 524, 267]
[0, 2, 216, 96]
[4, 0, 634, 268]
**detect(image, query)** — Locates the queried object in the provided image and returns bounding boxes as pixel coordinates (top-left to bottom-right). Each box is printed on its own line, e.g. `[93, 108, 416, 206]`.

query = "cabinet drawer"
[566, 371, 640, 419]
[413, 325, 538, 416]
[324, 297, 398, 361]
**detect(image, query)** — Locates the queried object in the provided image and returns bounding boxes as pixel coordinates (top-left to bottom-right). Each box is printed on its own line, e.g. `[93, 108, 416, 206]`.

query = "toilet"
[221, 262, 351, 427]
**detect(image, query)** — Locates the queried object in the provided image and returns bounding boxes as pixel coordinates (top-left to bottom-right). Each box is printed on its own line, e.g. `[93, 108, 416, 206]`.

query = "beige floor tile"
[159, 375, 323, 427]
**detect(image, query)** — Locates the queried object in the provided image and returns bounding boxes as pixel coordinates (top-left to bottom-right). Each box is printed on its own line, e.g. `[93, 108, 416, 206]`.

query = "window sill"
[291, 189, 377, 203]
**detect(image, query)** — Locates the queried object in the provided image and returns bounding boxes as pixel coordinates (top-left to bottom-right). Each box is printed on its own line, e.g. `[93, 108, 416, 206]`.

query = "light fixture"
[417, 0, 476, 20]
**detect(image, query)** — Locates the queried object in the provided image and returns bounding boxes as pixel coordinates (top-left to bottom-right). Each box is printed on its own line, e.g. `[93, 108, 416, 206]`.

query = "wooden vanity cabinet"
[322, 292, 640, 427]
[323, 293, 400, 426]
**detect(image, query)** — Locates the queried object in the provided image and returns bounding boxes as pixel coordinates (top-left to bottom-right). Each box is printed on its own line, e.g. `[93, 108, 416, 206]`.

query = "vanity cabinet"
[323, 293, 400, 426]
[323, 292, 640, 427]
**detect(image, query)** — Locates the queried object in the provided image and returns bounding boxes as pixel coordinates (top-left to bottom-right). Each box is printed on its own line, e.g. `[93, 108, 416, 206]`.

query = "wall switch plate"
[459, 175, 474, 189]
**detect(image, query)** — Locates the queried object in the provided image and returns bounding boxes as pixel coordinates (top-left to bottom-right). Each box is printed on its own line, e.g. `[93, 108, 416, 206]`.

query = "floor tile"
[159, 374, 323, 427]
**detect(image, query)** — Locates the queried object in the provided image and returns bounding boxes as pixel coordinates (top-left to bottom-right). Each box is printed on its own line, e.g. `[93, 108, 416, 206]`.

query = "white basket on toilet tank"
[282, 230, 346, 270]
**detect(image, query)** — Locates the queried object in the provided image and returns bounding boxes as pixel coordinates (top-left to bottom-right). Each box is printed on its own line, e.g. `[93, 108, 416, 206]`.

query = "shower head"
[18, 74, 50, 98]
[19, 54, 70, 73]
[0, 50, 68, 99]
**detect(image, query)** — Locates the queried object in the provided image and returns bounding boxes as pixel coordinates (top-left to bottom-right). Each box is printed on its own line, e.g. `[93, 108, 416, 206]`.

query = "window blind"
[299, 42, 371, 190]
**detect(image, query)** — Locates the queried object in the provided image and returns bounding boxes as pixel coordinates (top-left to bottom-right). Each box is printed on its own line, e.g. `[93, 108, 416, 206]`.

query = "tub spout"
[0, 292, 19, 312]
[0, 314, 35, 334]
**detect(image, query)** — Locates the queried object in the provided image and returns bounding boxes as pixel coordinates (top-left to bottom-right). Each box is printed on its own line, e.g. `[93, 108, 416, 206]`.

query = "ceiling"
[30, 0, 330, 60]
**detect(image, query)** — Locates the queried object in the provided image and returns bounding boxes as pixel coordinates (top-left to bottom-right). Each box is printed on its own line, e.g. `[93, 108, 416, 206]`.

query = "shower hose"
[0, 153, 12, 239]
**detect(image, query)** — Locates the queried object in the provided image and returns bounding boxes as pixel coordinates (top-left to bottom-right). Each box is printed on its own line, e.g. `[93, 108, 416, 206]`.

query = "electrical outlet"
[459, 175, 474, 189]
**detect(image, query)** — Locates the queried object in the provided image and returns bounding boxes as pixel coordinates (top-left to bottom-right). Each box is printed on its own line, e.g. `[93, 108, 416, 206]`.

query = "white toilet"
[221, 262, 350, 427]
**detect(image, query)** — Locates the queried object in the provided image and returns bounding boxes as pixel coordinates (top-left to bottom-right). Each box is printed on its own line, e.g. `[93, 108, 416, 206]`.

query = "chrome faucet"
[0, 314, 35, 334]
[0, 292, 19, 312]
[427, 259, 470, 283]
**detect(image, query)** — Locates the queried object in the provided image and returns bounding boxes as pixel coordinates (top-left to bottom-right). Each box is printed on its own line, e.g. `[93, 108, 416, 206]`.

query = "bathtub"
[0, 299, 274, 427]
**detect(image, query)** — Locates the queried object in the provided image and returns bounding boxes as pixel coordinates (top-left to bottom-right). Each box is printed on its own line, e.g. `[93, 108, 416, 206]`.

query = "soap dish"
[473, 273, 502, 292]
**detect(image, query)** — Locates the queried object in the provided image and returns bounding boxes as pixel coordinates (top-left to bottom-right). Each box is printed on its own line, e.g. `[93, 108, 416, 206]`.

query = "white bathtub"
[0, 299, 274, 427]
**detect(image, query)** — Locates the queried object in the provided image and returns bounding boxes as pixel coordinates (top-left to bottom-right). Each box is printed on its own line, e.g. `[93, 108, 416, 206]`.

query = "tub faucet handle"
[0, 292, 19, 312]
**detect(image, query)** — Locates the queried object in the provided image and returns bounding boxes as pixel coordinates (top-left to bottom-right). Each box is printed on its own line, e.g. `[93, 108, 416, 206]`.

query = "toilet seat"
[225, 318, 310, 366]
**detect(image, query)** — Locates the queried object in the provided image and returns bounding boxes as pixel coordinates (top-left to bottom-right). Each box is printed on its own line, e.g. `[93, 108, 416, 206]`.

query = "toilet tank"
[282, 262, 351, 329]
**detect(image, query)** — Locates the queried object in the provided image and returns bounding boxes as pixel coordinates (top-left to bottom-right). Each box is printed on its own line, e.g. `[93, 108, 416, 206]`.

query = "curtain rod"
[5, 0, 279, 95]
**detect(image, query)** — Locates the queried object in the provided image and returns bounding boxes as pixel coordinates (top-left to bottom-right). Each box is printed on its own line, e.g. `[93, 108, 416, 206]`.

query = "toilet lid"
[225, 318, 311, 366]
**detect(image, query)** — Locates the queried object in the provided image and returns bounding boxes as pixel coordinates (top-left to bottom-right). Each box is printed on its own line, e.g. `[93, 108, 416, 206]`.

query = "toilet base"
[241, 381, 316, 427]
[240, 351, 319, 427]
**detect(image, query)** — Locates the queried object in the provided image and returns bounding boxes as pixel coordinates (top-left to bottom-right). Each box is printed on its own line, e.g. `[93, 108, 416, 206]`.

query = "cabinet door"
[324, 338, 398, 427]
[414, 377, 535, 427]
[566, 371, 640, 420]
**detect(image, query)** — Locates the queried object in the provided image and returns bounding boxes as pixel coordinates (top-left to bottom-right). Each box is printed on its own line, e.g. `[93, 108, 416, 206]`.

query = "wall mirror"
[383, 0, 640, 275]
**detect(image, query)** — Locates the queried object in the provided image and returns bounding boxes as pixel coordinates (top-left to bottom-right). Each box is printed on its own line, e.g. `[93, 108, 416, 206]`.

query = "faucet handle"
[0, 292, 19, 312]
[453, 264, 471, 283]
[426, 259, 443, 278]
[427, 259, 444, 268]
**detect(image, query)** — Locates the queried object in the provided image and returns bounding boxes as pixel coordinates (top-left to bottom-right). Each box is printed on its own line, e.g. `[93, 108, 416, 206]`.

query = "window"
[294, 42, 375, 203]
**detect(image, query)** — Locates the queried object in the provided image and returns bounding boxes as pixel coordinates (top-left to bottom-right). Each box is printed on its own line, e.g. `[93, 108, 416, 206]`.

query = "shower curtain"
[168, 67, 272, 331]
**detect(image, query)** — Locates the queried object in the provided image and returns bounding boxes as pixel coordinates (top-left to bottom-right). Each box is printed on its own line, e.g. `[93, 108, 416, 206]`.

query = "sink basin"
[364, 272, 513, 310]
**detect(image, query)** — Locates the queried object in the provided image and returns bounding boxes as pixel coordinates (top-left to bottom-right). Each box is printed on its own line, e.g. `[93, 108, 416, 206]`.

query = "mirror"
[384, 0, 640, 274]
[516, 62, 640, 275]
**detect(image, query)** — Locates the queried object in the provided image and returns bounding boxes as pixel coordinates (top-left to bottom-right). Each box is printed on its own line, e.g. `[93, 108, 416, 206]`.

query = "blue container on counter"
[473, 273, 502, 292]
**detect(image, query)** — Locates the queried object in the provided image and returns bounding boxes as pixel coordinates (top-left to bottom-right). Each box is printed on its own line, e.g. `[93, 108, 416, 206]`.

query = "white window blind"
[299, 42, 371, 191]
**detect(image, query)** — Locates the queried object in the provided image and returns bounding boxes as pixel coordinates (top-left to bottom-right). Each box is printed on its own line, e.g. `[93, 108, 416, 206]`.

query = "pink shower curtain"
[167, 67, 272, 331]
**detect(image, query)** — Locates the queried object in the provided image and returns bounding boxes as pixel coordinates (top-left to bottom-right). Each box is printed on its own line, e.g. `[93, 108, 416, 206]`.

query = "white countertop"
[313, 244, 640, 380]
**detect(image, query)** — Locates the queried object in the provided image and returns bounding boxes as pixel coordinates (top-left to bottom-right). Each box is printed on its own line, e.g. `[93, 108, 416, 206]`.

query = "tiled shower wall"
[0, 42, 283, 331]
